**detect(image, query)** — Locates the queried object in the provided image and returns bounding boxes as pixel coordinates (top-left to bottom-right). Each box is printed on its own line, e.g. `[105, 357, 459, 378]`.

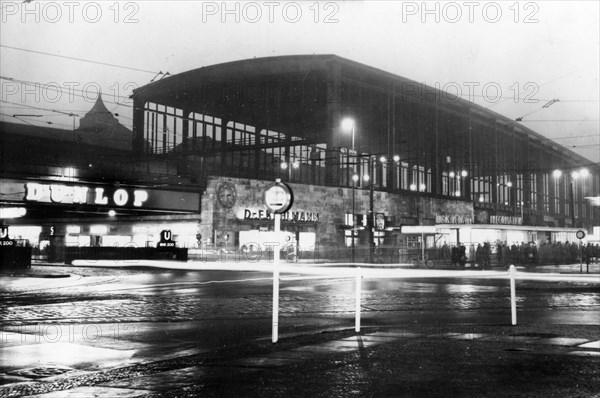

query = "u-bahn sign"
[576, 230, 586, 240]
[263, 182, 293, 214]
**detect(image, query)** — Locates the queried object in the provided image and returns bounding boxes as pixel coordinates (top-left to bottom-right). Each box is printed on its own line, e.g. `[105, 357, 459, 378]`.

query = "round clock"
[217, 182, 237, 208]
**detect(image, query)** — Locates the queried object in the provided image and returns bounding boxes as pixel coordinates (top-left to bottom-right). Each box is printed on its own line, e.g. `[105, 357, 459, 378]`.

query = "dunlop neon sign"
[24, 183, 148, 208]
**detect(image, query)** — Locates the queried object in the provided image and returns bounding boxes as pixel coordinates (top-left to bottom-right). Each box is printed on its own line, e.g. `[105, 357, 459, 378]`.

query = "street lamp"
[280, 159, 300, 180]
[341, 118, 355, 151]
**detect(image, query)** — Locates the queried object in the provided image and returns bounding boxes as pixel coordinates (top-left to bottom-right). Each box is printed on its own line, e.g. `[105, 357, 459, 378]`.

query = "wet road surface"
[1, 263, 599, 395]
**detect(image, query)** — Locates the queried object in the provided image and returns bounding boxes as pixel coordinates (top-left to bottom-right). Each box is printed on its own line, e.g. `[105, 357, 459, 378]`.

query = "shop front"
[0, 178, 201, 262]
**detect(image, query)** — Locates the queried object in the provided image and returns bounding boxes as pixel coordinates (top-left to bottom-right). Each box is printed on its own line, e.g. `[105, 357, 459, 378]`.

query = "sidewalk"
[1, 323, 599, 397]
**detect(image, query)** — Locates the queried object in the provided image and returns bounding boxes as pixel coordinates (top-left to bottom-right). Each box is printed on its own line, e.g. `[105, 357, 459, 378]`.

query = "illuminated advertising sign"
[2, 178, 199, 213]
[24, 183, 148, 208]
[242, 209, 319, 223]
[490, 215, 523, 225]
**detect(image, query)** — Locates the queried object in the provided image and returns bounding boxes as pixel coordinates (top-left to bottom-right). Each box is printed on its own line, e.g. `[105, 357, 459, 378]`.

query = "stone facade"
[199, 176, 473, 247]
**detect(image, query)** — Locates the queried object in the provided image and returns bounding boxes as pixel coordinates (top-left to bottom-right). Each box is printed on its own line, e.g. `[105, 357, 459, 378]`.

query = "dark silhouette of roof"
[76, 93, 133, 150]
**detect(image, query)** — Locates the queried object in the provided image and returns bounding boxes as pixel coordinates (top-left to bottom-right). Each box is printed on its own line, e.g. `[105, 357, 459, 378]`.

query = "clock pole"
[263, 178, 293, 344]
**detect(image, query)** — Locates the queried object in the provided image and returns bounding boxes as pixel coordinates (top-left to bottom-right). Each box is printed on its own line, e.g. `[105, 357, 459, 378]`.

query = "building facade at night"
[2, 55, 599, 261]
[131, 55, 599, 252]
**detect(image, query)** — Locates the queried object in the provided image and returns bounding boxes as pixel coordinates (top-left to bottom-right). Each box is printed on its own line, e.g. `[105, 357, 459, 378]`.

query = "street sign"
[158, 229, 175, 248]
[576, 230, 585, 240]
[160, 230, 172, 241]
[263, 182, 293, 214]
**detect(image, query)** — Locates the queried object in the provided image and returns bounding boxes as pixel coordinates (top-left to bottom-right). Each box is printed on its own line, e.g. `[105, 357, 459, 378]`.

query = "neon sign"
[24, 183, 148, 208]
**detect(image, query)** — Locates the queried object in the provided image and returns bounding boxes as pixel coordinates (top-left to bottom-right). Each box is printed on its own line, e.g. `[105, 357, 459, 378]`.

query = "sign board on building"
[490, 215, 523, 225]
[435, 215, 473, 224]
[0, 179, 200, 213]
[401, 225, 437, 234]
[24, 182, 149, 208]
[242, 209, 318, 223]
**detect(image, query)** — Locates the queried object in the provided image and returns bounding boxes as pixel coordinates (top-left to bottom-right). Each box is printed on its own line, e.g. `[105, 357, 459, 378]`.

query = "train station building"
[1, 55, 599, 261]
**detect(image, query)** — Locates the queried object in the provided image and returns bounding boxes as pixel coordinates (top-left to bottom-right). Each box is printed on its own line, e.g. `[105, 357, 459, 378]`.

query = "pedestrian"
[441, 243, 450, 263]
[552, 243, 560, 266]
[458, 244, 467, 268]
[476, 244, 483, 268]
[483, 242, 491, 269]
[451, 246, 459, 267]
[585, 243, 593, 267]
[570, 242, 579, 263]
[497, 242, 504, 267]
[510, 242, 518, 265]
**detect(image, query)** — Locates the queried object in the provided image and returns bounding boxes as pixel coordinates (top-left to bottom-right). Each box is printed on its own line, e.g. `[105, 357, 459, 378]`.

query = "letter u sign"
[160, 230, 172, 241]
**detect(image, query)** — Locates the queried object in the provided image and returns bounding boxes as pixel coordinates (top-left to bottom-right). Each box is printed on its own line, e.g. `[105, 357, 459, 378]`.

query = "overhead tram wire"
[0, 45, 159, 75]
[0, 101, 133, 129]
[0, 76, 133, 105]
[1, 100, 81, 118]
[1, 98, 134, 124]
[484, 62, 600, 109]
[519, 119, 600, 122]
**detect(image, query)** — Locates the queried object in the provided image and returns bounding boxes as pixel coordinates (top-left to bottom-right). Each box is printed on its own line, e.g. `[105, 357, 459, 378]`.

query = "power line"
[1, 44, 158, 74]
[0, 76, 134, 107]
[1, 100, 81, 117]
[520, 119, 600, 122]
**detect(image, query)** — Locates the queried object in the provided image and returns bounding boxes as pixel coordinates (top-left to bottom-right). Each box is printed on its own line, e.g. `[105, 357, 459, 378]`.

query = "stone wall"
[199, 176, 474, 246]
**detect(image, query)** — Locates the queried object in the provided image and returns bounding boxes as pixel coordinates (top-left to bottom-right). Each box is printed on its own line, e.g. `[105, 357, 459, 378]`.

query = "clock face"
[217, 183, 236, 208]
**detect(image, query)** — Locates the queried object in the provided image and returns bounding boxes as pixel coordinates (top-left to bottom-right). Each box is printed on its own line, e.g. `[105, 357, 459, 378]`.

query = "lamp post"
[352, 173, 359, 263]
[363, 173, 374, 263]
[342, 118, 357, 263]
[571, 170, 579, 227]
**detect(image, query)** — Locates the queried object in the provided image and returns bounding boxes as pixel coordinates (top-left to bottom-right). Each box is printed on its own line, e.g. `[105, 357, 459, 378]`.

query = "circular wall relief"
[216, 182, 237, 208]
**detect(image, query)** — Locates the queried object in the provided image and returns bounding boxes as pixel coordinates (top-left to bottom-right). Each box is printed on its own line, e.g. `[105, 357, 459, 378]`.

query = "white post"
[272, 212, 281, 343]
[355, 267, 361, 332]
[509, 264, 517, 326]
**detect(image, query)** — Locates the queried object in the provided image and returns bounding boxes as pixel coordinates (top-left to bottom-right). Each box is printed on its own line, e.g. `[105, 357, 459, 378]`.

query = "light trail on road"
[69, 260, 600, 284]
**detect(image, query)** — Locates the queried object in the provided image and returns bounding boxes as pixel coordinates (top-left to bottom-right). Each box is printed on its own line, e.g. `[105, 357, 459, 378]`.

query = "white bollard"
[355, 267, 361, 333]
[509, 264, 517, 326]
